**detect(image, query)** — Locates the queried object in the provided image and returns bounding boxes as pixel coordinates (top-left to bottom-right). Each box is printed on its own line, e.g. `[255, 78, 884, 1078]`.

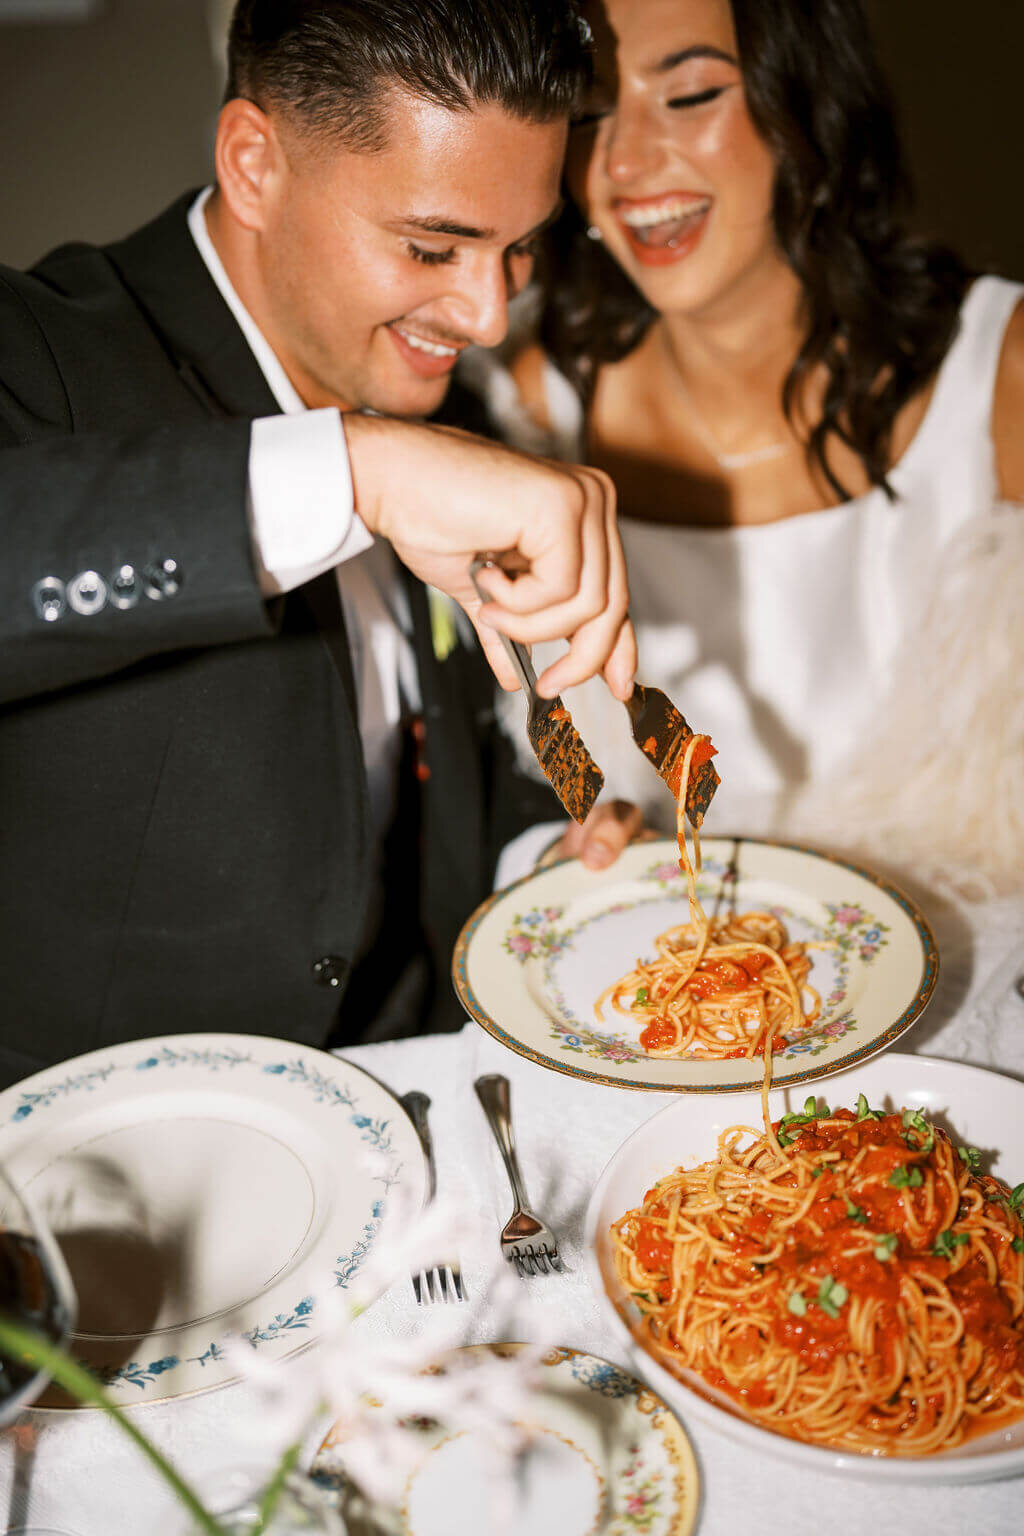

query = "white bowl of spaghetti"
[585, 1052, 1024, 1480]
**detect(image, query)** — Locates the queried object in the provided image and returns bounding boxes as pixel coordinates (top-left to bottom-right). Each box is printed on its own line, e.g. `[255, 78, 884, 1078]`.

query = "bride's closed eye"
[667, 86, 728, 110]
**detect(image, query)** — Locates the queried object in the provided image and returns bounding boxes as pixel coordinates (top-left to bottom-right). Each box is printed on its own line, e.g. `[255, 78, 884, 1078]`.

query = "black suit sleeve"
[0, 273, 276, 705]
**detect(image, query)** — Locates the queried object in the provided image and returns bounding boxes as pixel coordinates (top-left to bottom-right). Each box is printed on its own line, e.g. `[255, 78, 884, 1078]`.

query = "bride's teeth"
[620, 199, 709, 228]
[398, 330, 458, 358]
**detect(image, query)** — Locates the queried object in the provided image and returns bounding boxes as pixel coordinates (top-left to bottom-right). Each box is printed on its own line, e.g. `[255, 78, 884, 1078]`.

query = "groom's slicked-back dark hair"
[226, 0, 590, 150]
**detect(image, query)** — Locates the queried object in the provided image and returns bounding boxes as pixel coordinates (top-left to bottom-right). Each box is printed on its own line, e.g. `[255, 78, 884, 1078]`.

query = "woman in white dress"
[471, 0, 1024, 1054]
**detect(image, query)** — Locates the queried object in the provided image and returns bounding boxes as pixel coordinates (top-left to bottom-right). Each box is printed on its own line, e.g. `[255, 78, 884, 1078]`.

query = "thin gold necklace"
[664, 343, 795, 471]
[697, 430, 792, 471]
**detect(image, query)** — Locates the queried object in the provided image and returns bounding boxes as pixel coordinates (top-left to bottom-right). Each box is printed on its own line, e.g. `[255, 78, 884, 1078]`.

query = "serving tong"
[470, 559, 604, 823]
[625, 681, 720, 828]
[469, 559, 718, 829]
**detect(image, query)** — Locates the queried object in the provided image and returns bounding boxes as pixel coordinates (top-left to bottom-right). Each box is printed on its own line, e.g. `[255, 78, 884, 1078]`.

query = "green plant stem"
[0, 1315, 225, 1536]
[255, 1437, 303, 1533]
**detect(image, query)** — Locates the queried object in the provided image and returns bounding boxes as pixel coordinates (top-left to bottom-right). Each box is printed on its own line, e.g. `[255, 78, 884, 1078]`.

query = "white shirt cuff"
[248, 409, 373, 594]
[493, 820, 569, 891]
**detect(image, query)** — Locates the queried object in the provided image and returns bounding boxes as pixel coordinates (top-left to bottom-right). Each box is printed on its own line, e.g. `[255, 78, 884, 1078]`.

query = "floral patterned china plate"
[453, 837, 937, 1092]
[312, 1343, 699, 1536]
[0, 1033, 426, 1407]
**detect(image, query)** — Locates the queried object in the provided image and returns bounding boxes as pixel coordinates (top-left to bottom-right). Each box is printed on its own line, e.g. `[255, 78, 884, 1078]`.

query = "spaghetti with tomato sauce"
[595, 734, 819, 1059]
[610, 1095, 1024, 1454]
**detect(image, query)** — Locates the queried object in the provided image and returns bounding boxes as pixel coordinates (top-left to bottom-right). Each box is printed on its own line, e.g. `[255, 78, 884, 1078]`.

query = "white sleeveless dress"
[473, 276, 1024, 1055]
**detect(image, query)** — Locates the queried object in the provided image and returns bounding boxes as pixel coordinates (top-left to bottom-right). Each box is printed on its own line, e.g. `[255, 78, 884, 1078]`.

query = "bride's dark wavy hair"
[541, 0, 972, 499]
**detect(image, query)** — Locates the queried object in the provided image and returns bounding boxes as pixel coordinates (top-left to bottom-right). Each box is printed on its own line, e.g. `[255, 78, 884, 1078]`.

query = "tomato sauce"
[625, 1108, 1024, 1450]
[640, 1114, 1023, 1381]
[684, 960, 751, 997]
[639, 1017, 679, 1052]
[636, 1222, 675, 1271]
[635, 1201, 675, 1271]
[948, 1264, 1024, 1371]
[664, 734, 716, 801]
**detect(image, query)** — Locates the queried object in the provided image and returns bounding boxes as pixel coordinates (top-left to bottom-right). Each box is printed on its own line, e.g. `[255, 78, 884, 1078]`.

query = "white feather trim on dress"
[780, 502, 1024, 901]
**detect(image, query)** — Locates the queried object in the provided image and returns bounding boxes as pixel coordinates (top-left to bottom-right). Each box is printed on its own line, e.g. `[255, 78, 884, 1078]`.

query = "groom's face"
[253, 89, 567, 417]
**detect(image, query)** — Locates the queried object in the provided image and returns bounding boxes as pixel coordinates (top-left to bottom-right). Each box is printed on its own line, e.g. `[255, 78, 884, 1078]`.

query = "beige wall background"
[0, 0, 1021, 276]
[0, 0, 221, 268]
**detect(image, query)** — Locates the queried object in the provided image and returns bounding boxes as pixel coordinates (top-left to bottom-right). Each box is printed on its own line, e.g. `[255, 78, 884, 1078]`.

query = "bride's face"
[569, 0, 784, 320]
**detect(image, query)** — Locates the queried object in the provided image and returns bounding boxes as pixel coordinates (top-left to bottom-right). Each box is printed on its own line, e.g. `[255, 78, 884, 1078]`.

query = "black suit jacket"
[0, 194, 557, 1087]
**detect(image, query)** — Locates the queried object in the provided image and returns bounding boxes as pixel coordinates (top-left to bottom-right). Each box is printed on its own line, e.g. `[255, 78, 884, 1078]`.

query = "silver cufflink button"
[31, 576, 66, 623]
[312, 955, 348, 988]
[67, 569, 108, 616]
[143, 558, 183, 600]
[109, 563, 140, 610]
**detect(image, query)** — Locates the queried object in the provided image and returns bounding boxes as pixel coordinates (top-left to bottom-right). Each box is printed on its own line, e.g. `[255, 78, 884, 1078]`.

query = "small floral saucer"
[453, 836, 938, 1093]
[312, 1343, 699, 1536]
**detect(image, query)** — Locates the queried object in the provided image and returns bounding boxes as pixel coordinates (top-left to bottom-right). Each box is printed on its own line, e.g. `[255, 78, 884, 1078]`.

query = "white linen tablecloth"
[2, 926, 1023, 1534]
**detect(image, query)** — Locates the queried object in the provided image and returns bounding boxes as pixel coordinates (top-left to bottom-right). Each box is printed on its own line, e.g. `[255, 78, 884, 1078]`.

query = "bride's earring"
[586, 225, 603, 242]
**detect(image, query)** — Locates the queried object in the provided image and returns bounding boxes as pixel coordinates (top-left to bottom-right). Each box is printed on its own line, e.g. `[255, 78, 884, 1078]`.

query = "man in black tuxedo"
[0, 0, 639, 1088]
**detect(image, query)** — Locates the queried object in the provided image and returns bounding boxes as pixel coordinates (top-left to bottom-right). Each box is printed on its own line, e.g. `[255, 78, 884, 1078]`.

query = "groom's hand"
[345, 413, 636, 701]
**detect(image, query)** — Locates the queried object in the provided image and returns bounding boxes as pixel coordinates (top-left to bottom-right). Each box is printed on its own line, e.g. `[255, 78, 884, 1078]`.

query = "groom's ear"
[214, 96, 287, 234]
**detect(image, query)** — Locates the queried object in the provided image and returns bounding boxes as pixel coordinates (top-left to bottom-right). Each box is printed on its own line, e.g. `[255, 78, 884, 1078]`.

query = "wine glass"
[0, 1159, 77, 1535]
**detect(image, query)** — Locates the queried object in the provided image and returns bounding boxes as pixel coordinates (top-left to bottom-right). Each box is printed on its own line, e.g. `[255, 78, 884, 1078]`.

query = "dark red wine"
[0, 1229, 71, 1404]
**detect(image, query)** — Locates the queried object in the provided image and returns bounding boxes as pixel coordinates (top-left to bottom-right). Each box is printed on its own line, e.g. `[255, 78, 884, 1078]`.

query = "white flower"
[221, 1198, 561, 1515]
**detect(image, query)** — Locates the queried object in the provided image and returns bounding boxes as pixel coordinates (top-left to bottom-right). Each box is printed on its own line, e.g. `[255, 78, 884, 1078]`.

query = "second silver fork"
[474, 1073, 564, 1276]
[401, 1090, 465, 1303]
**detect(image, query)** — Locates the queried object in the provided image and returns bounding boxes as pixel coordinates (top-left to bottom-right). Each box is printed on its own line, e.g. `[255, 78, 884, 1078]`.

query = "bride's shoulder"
[496, 341, 586, 460]
[507, 343, 555, 435]
[453, 297, 585, 459]
[993, 294, 1024, 503]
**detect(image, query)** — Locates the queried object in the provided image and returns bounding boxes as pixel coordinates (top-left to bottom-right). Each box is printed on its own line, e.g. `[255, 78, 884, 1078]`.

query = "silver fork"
[474, 1073, 564, 1276]
[400, 1090, 466, 1303]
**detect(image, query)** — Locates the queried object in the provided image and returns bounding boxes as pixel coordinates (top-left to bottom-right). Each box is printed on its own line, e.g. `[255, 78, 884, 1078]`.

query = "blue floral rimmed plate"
[0, 1032, 426, 1406]
[452, 836, 938, 1093]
